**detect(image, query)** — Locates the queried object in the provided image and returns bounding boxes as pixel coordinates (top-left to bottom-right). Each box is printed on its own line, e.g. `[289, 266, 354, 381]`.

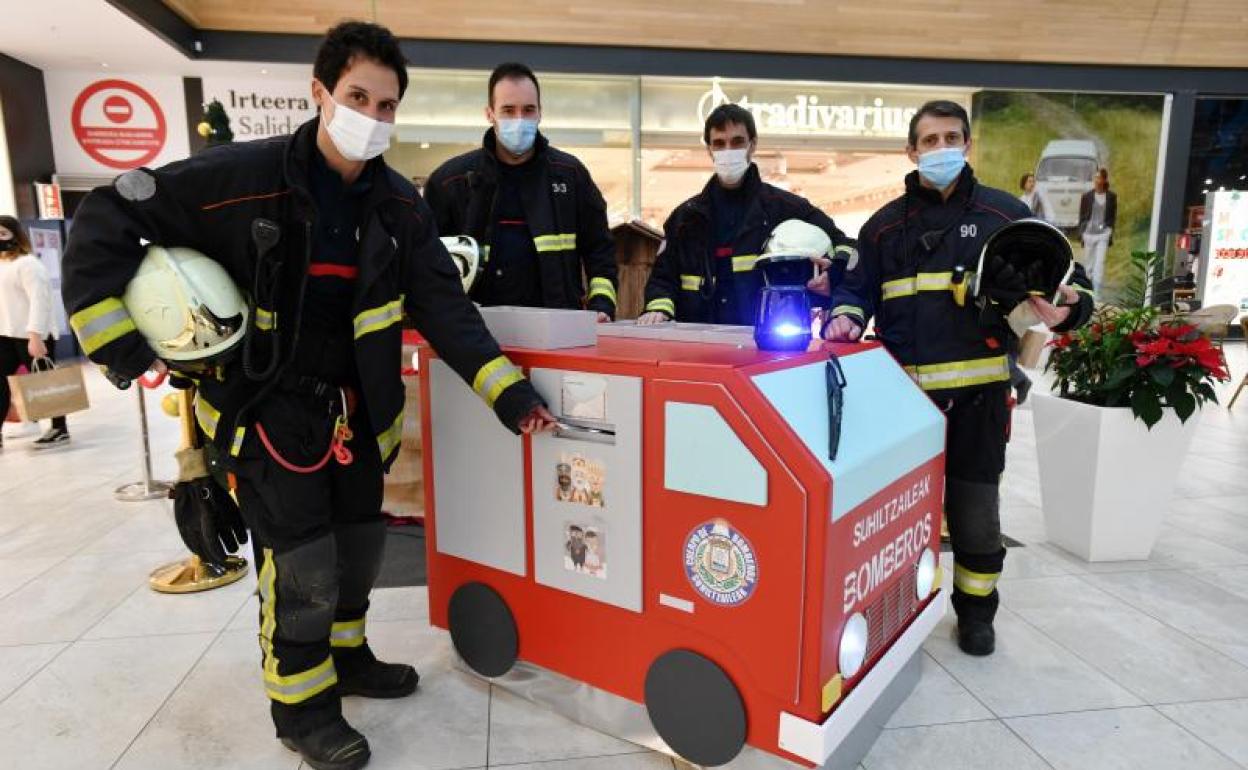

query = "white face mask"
[323, 97, 393, 162]
[713, 148, 750, 186]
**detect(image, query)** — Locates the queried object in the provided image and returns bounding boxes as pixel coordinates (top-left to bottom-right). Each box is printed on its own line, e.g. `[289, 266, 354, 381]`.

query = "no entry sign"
[70, 79, 167, 170]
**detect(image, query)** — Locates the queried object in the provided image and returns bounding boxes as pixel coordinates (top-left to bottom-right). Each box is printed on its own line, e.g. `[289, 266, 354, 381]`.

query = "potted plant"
[1032, 253, 1230, 561]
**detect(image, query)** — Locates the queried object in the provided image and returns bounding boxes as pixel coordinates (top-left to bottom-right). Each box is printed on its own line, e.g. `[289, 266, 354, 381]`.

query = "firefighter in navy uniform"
[637, 104, 856, 326]
[61, 23, 553, 770]
[822, 101, 1094, 657]
[425, 62, 619, 321]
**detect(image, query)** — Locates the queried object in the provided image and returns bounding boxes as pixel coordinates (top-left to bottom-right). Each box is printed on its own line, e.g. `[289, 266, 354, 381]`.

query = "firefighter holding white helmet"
[638, 103, 855, 326]
[819, 100, 1095, 658]
[62, 21, 553, 770]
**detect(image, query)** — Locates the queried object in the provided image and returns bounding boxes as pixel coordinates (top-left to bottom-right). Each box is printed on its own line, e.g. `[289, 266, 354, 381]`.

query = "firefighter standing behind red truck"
[820, 100, 1095, 656]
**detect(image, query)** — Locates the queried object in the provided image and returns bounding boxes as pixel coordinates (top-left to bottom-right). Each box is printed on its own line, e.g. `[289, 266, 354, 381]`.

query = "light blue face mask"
[917, 146, 967, 189]
[496, 118, 538, 156]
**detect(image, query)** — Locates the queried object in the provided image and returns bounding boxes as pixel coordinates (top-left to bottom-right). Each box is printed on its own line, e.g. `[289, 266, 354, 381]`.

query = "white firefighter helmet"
[763, 219, 832, 260]
[441, 235, 482, 293]
[122, 245, 248, 366]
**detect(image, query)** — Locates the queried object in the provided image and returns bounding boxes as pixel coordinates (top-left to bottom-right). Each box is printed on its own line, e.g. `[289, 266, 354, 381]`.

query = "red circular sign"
[102, 94, 133, 124]
[71, 79, 167, 170]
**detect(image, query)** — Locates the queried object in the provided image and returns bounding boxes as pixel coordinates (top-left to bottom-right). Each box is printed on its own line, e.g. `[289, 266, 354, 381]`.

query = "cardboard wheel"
[448, 582, 518, 677]
[644, 649, 747, 766]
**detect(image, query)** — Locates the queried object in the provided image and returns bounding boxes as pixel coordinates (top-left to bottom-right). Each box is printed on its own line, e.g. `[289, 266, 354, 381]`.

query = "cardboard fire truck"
[419, 322, 947, 769]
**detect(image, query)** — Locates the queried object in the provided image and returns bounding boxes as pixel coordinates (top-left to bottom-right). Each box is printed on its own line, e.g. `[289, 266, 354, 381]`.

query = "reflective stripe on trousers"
[258, 547, 339, 704]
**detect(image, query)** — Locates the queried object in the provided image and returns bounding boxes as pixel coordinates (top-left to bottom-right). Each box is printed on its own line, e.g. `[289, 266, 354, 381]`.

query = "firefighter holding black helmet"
[819, 100, 1095, 658]
[61, 21, 553, 770]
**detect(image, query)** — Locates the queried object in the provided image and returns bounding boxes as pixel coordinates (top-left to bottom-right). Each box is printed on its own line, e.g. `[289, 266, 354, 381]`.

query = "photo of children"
[564, 521, 608, 579]
[554, 452, 606, 508]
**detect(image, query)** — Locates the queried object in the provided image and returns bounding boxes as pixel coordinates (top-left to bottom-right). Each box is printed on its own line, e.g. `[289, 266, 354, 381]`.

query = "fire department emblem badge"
[684, 519, 758, 606]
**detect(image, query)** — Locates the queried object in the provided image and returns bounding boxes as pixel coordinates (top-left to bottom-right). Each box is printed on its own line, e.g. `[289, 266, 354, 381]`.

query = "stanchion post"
[115, 384, 174, 502]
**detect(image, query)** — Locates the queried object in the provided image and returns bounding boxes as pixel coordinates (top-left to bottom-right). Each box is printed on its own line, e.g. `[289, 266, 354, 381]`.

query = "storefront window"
[638, 77, 970, 235]
[386, 70, 972, 235]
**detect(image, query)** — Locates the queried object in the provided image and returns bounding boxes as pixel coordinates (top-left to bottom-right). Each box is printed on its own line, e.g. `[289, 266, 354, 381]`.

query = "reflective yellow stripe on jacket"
[881, 272, 968, 301]
[472, 356, 524, 408]
[255, 307, 276, 331]
[731, 254, 759, 273]
[587, 277, 617, 305]
[194, 396, 246, 456]
[195, 397, 221, 439]
[258, 548, 338, 704]
[69, 297, 136, 356]
[680, 275, 704, 291]
[353, 296, 404, 340]
[904, 355, 1010, 391]
[645, 298, 675, 316]
[377, 409, 404, 464]
[533, 233, 577, 253]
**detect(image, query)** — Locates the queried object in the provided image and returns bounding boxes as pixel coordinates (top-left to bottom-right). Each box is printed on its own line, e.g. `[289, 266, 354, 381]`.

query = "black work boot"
[280, 717, 370, 770]
[334, 645, 419, 699]
[957, 618, 996, 656]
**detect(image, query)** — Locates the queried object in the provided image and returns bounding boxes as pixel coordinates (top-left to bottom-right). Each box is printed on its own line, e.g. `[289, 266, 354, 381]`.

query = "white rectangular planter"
[1032, 392, 1200, 562]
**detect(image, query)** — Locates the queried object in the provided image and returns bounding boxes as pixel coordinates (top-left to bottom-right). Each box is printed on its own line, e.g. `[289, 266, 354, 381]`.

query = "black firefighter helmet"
[971, 218, 1075, 315]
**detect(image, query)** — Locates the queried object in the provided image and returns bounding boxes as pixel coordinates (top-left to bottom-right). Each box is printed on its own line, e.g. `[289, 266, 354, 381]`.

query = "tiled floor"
[1, 344, 1246, 770]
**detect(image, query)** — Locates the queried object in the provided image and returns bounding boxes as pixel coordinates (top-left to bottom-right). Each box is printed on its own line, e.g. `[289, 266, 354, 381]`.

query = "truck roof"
[1040, 139, 1098, 157]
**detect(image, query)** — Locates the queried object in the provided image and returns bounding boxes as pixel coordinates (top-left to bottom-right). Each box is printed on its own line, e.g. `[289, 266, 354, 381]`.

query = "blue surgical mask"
[496, 118, 538, 156]
[917, 146, 966, 189]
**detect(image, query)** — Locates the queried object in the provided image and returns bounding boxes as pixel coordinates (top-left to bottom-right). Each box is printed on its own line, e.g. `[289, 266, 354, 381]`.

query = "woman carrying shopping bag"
[0, 215, 70, 450]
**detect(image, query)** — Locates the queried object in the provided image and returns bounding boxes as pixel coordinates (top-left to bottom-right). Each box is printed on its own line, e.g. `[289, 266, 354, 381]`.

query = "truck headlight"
[839, 612, 868, 679]
[915, 548, 937, 600]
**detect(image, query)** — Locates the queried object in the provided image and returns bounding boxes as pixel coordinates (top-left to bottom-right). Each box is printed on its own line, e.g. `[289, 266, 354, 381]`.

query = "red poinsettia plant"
[1046, 306, 1230, 428]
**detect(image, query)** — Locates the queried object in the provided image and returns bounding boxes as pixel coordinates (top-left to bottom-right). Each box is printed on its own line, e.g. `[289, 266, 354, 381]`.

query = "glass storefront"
[389, 69, 971, 236]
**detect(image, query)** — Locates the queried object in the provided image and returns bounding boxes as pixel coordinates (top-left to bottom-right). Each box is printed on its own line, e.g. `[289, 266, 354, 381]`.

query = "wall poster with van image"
[971, 91, 1165, 303]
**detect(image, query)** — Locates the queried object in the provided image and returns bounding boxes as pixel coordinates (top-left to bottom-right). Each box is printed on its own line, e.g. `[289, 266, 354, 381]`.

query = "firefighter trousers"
[233, 390, 387, 737]
[940, 387, 1010, 626]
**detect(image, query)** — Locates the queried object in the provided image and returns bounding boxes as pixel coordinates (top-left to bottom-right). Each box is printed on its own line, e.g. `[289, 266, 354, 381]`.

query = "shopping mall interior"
[1, 2, 1246, 769]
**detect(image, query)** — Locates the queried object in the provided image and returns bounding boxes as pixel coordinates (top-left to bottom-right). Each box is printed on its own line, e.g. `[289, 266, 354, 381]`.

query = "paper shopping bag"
[7, 360, 90, 421]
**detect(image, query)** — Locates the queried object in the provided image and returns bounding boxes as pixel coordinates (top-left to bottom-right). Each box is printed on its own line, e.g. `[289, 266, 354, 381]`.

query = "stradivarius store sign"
[642, 77, 971, 140]
[200, 78, 317, 139]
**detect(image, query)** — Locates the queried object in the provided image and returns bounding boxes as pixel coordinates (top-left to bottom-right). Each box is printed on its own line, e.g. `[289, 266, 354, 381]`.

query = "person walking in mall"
[0, 215, 70, 450]
[61, 22, 552, 770]
[1078, 167, 1116, 288]
[637, 103, 855, 326]
[819, 101, 1094, 657]
[425, 62, 619, 321]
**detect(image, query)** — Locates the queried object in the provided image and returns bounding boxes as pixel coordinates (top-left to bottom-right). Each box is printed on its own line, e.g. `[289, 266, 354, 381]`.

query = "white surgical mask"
[713, 148, 750, 186]
[323, 97, 393, 162]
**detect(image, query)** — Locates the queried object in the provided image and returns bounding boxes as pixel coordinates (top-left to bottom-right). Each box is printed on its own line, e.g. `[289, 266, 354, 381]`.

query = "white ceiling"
[0, 0, 308, 79]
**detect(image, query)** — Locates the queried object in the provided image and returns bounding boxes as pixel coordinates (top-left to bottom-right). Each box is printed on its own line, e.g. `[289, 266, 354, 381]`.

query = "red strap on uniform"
[715, 246, 733, 258]
[985, 336, 1001, 350]
[308, 263, 358, 279]
[497, 219, 526, 226]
